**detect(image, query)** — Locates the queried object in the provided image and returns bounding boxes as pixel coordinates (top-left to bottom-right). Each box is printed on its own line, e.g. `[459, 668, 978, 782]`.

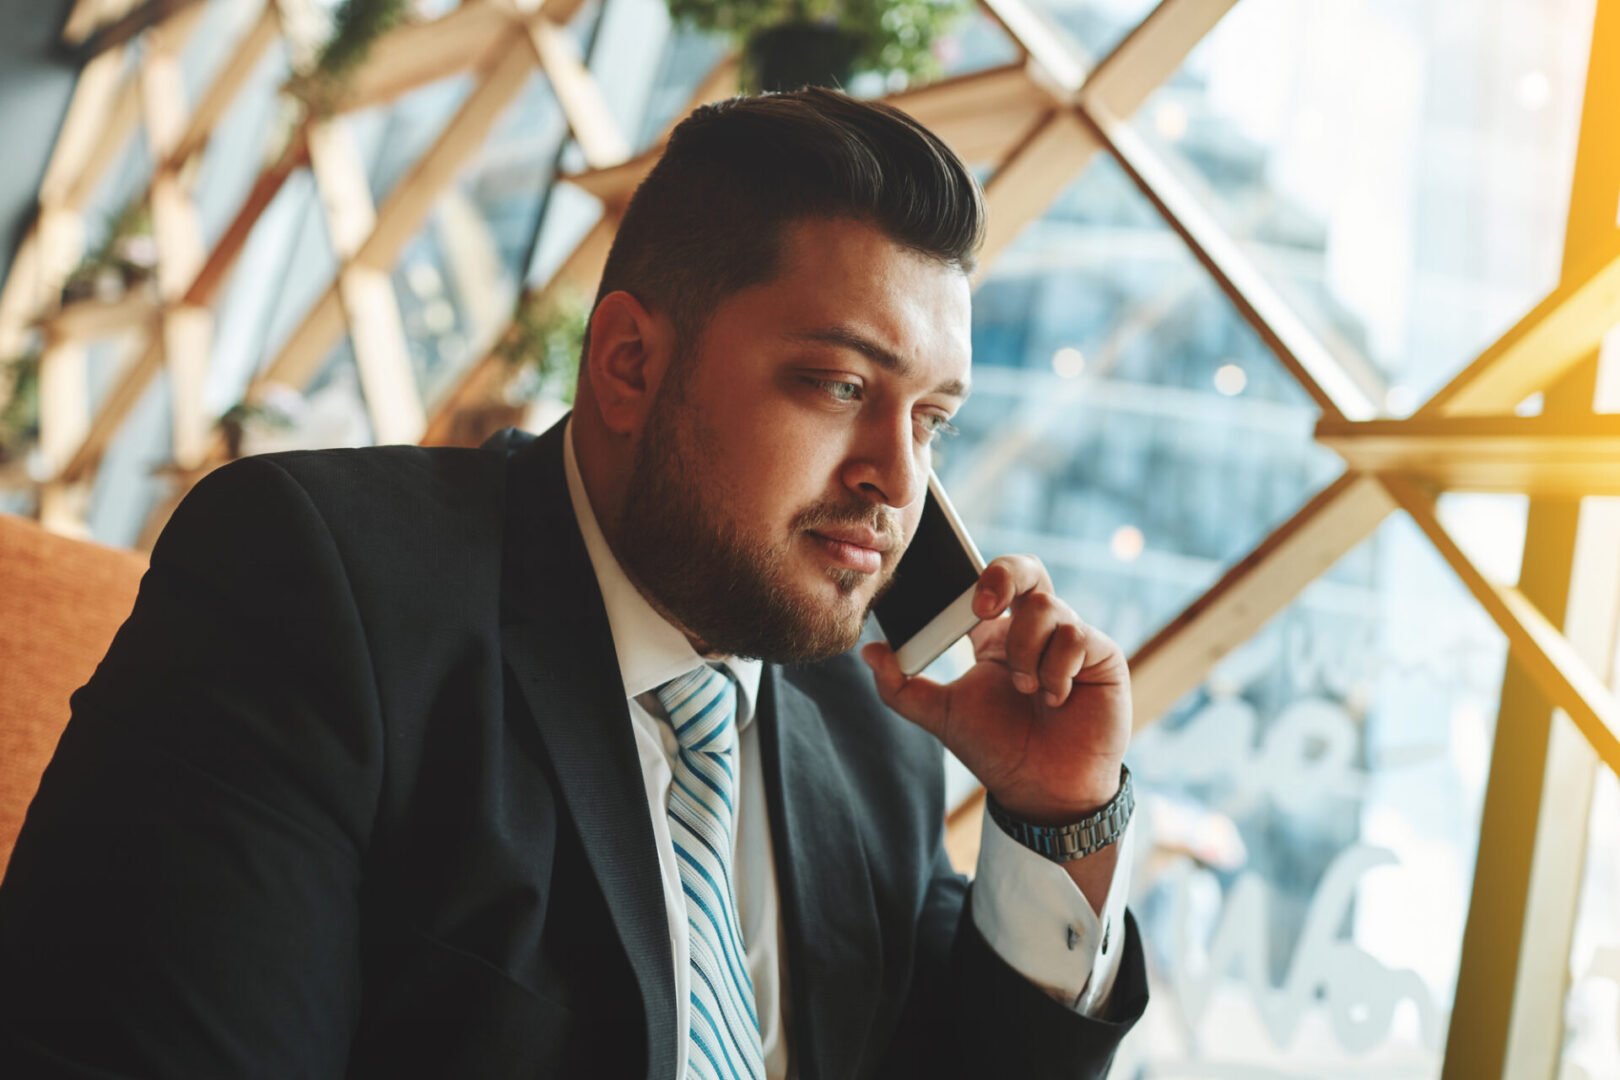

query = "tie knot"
[654, 664, 738, 754]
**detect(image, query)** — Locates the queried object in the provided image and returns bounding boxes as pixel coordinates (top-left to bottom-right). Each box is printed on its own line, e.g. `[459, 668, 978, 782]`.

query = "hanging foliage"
[665, 0, 970, 91]
[59, 199, 157, 306]
[0, 347, 41, 465]
[287, 0, 412, 116]
[496, 290, 589, 407]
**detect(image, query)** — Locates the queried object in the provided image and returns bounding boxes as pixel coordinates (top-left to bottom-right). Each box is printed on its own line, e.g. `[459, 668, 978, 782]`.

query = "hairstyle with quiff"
[583, 85, 986, 367]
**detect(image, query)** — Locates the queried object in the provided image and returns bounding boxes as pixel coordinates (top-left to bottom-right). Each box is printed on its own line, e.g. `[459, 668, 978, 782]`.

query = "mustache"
[792, 502, 903, 547]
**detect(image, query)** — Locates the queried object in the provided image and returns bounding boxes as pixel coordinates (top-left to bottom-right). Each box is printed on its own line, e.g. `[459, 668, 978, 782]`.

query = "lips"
[806, 529, 889, 575]
[809, 527, 891, 553]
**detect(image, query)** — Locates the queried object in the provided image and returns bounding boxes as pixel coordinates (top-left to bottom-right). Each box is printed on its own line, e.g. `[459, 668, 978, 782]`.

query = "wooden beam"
[1444, 1, 1620, 1074]
[422, 35, 742, 441]
[977, 107, 1101, 277]
[60, 0, 138, 45]
[977, 0, 1087, 95]
[61, 87, 142, 213]
[305, 119, 376, 260]
[37, 45, 129, 207]
[1081, 0, 1240, 117]
[1418, 231, 1620, 418]
[58, 337, 163, 484]
[140, 32, 213, 470]
[355, 34, 536, 270]
[0, 45, 125, 359]
[53, 131, 308, 484]
[561, 61, 1045, 206]
[526, 18, 629, 169]
[1381, 472, 1620, 774]
[36, 5, 300, 483]
[888, 62, 1054, 165]
[183, 130, 309, 306]
[170, 1, 279, 164]
[338, 267, 426, 443]
[1317, 413, 1620, 496]
[1085, 103, 1382, 421]
[74, 0, 208, 60]
[339, 1, 514, 114]
[255, 34, 536, 400]
[39, 291, 159, 344]
[1128, 471, 1395, 727]
[59, 1, 209, 208]
[35, 341, 91, 535]
[420, 210, 618, 444]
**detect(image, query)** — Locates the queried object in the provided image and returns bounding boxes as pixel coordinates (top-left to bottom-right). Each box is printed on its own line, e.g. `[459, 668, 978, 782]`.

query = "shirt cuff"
[969, 802, 1136, 1018]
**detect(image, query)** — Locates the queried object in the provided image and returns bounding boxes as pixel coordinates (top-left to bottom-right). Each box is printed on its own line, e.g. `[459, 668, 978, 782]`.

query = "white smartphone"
[873, 471, 988, 676]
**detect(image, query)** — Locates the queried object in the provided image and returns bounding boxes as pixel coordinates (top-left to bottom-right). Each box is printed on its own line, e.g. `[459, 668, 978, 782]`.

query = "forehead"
[723, 218, 973, 383]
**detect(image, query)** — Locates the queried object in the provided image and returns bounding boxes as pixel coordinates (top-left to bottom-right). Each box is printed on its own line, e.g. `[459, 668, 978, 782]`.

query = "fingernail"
[1013, 672, 1038, 694]
[977, 587, 995, 613]
[1044, 690, 1060, 707]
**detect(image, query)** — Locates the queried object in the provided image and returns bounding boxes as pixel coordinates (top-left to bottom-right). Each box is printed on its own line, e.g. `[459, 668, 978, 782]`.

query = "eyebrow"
[786, 326, 970, 399]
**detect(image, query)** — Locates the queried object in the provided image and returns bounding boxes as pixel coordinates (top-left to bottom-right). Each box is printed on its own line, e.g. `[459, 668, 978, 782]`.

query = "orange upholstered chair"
[0, 512, 147, 880]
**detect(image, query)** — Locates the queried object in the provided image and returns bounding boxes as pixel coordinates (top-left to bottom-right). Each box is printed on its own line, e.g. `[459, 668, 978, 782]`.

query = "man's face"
[614, 217, 973, 663]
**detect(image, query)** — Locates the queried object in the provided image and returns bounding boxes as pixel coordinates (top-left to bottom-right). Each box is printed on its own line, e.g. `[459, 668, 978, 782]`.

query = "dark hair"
[586, 85, 985, 363]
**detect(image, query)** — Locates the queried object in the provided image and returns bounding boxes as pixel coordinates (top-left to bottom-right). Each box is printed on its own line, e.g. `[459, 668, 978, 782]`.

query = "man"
[0, 87, 1146, 1077]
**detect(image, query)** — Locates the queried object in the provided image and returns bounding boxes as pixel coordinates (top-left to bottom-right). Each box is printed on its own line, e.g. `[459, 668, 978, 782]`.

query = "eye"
[804, 377, 862, 402]
[917, 414, 960, 442]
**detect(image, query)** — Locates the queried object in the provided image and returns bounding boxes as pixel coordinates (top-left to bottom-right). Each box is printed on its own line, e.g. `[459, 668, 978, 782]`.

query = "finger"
[973, 554, 1054, 620]
[1036, 620, 1089, 708]
[860, 642, 951, 740]
[1002, 591, 1069, 697]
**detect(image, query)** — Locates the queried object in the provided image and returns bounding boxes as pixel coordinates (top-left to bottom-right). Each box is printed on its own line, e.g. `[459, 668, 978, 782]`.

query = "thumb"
[860, 642, 950, 741]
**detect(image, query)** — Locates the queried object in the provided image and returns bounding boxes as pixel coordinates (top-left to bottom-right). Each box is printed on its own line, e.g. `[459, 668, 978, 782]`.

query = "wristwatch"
[985, 764, 1134, 863]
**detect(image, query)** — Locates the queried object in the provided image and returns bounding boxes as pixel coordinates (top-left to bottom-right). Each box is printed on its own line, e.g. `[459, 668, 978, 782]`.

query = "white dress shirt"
[561, 418, 1131, 1078]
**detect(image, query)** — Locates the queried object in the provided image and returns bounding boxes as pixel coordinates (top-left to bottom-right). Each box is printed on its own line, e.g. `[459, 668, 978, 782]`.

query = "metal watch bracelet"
[985, 764, 1134, 863]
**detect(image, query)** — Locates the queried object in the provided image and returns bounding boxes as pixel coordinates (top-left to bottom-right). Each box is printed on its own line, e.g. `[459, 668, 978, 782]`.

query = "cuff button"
[1066, 925, 1082, 951]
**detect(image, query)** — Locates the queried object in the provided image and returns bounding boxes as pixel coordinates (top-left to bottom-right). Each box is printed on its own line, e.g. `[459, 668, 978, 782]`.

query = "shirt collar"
[561, 415, 763, 729]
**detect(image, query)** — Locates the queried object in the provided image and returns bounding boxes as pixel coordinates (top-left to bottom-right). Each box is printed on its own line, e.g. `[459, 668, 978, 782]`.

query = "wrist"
[991, 764, 1124, 826]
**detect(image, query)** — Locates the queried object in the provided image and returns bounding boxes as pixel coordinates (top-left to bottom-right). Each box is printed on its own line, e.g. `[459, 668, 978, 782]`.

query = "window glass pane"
[389, 69, 568, 405]
[1115, 508, 1513, 1077]
[347, 73, 477, 208]
[206, 166, 327, 417]
[956, 153, 1342, 653]
[1028, 0, 1157, 61]
[192, 37, 291, 253]
[87, 367, 171, 549]
[178, 0, 269, 107]
[1561, 762, 1620, 1080]
[1126, 0, 1595, 414]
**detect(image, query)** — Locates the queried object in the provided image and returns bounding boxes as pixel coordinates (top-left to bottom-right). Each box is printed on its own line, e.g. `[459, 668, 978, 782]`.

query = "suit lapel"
[759, 666, 884, 1080]
[495, 421, 677, 1080]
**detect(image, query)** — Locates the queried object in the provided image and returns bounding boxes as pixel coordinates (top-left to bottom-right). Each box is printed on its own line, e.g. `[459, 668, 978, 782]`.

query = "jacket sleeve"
[880, 831, 1150, 1079]
[0, 454, 385, 1078]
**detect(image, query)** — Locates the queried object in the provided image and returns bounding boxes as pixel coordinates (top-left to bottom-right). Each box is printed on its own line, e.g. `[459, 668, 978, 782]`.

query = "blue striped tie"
[654, 664, 766, 1080]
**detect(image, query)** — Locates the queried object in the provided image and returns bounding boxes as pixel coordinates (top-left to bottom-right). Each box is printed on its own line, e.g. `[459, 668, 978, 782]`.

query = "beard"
[611, 376, 901, 664]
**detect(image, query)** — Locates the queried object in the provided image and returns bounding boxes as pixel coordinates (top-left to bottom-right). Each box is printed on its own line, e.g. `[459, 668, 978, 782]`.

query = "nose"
[842, 411, 924, 511]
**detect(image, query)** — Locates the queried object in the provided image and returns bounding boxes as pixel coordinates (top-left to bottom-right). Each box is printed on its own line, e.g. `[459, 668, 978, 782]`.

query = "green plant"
[287, 0, 411, 116]
[497, 291, 589, 407]
[60, 198, 157, 304]
[215, 398, 298, 459]
[0, 348, 41, 464]
[666, 0, 969, 88]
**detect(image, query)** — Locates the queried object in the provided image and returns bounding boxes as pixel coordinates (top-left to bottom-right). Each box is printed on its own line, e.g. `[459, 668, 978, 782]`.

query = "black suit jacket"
[0, 417, 1147, 1078]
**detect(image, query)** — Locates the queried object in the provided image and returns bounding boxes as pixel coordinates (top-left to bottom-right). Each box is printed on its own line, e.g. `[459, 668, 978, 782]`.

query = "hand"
[861, 554, 1131, 826]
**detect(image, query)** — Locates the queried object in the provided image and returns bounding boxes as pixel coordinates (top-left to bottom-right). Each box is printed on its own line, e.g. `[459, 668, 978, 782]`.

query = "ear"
[582, 290, 674, 437]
